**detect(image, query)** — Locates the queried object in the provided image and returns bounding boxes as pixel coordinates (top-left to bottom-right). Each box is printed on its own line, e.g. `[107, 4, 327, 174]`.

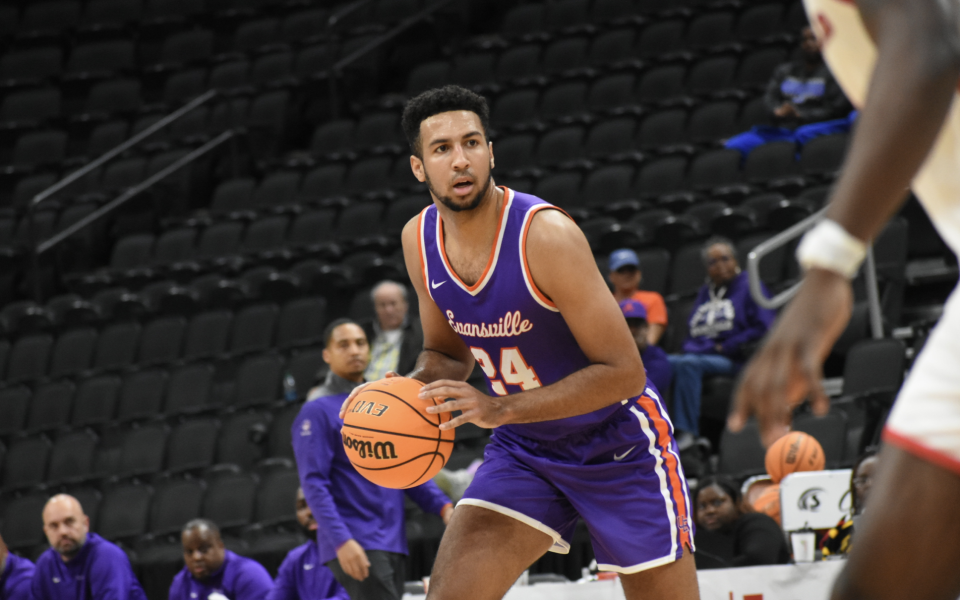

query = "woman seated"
[821, 446, 879, 558]
[693, 475, 791, 569]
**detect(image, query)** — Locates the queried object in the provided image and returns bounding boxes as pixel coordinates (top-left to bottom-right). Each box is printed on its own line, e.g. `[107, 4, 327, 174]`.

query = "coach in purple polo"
[292, 318, 452, 600]
[266, 487, 349, 600]
[0, 532, 34, 600]
[32, 494, 146, 600]
[168, 519, 273, 600]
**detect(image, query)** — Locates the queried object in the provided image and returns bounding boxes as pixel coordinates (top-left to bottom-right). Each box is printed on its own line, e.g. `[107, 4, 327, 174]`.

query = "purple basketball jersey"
[418, 187, 630, 441]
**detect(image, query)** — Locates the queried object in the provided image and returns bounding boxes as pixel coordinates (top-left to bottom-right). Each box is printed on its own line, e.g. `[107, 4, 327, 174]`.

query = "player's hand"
[441, 503, 454, 525]
[420, 380, 507, 430]
[338, 372, 401, 419]
[729, 268, 853, 447]
[336, 539, 370, 581]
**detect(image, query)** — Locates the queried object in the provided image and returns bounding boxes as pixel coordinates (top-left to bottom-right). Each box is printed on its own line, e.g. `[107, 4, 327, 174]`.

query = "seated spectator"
[267, 488, 349, 600]
[33, 494, 147, 600]
[620, 298, 672, 394]
[725, 26, 854, 157]
[609, 248, 668, 345]
[821, 447, 880, 558]
[169, 519, 273, 600]
[0, 532, 34, 600]
[668, 237, 776, 449]
[693, 476, 790, 569]
[363, 280, 424, 381]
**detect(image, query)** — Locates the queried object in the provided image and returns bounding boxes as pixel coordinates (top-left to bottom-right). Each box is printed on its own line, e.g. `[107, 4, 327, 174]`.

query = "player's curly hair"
[401, 85, 491, 158]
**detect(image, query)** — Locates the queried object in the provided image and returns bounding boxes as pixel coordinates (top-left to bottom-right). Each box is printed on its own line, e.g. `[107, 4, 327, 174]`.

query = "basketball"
[341, 377, 455, 489]
[753, 484, 781, 525]
[765, 431, 825, 483]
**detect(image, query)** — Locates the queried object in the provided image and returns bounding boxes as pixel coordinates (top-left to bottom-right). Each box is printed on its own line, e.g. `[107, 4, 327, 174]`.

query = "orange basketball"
[341, 377, 455, 489]
[753, 484, 781, 525]
[765, 431, 825, 484]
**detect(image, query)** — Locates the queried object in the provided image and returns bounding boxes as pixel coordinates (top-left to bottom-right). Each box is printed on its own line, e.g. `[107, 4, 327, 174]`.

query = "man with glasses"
[668, 237, 775, 449]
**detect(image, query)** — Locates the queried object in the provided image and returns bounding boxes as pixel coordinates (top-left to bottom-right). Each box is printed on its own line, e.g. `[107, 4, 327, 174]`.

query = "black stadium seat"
[167, 418, 220, 473]
[98, 483, 152, 540]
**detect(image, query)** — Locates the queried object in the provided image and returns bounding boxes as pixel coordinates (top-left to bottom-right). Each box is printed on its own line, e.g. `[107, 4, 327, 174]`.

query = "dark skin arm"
[730, 0, 960, 446]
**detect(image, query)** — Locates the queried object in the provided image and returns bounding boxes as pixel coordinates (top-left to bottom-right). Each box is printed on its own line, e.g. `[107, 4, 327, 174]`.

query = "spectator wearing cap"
[169, 519, 273, 600]
[0, 532, 34, 600]
[668, 237, 776, 449]
[608, 249, 668, 345]
[620, 299, 673, 394]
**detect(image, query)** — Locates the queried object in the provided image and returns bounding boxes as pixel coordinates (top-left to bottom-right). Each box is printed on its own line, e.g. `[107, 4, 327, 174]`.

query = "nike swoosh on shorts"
[613, 446, 637, 461]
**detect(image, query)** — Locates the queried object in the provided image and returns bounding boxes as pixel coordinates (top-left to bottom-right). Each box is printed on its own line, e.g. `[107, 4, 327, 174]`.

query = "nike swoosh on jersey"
[304, 564, 315, 570]
[431, 279, 447, 289]
[613, 446, 637, 461]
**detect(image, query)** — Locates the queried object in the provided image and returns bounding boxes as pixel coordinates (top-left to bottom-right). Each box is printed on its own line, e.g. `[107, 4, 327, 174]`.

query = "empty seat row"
[0, 402, 305, 491]
[499, 0, 804, 40]
[0, 466, 300, 551]
[0, 298, 327, 381]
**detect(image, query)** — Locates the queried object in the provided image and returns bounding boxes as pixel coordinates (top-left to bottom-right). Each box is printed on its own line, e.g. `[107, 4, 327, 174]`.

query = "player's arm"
[403, 215, 476, 383]
[731, 0, 960, 445]
[422, 210, 646, 429]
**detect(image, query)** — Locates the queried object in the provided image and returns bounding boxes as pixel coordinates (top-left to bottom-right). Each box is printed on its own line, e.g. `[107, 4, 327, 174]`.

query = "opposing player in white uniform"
[731, 0, 960, 598]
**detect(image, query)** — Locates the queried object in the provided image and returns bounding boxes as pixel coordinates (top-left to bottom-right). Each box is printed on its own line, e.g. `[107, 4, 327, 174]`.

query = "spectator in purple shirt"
[267, 488, 349, 600]
[168, 519, 273, 600]
[0, 532, 34, 600]
[668, 237, 776, 449]
[619, 298, 673, 394]
[292, 318, 452, 600]
[32, 494, 147, 600]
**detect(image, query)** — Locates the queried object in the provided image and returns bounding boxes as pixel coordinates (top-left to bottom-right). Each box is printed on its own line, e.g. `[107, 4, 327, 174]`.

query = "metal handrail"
[746, 206, 884, 339]
[31, 89, 218, 208]
[36, 130, 235, 255]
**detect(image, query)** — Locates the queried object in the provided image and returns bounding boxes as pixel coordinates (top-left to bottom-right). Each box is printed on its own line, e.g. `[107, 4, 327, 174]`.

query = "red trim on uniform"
[637, 395, 691, 550]
[520, 205, 574, 309]
[417, 207, 430, 293]
[437, 187, 510, 292]
[883, 427, 960, 478]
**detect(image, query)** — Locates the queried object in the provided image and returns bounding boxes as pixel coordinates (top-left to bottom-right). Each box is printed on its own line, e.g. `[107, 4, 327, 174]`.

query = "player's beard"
[424, 169, 492, 213]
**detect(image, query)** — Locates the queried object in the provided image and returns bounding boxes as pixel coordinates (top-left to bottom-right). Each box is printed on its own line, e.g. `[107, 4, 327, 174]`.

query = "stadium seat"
[501, 4, 545, 37]
[167, 418, 220, 473]
[138, 316, 187, 364]
[636, 109, 687, 149]
[276, 297, 327, 350]
[718, 419, 767, 478]
[255, 467, 299, 526]
[636, 20, 686, 58]
[218, 411, 271, 470]
[495, 46, 541, 84]
[118, 423, 168, 477]
[686, 101, 740, 143]
[230, 304, 278, 355]
[736, 4, 785, 41]
[234, 354, 283, 407]
[542, 38, 590, 75]
[1, 494, 48, 551]
[793, 411, 848, 468]
[27, 380, 75, 433]
[47, 429, 98, 484]
[150, 478, 204, 536]
[203, 470, 258, 529]
[116, 369, 167, 422]
[534, 173, 583, 210]
[6, 334, 53, 382]
[743, 141, 799, 183]
[537, 127, 585, 165]
[2, 435, 52, 490]
[668, 243, 707, 298]
[253, 172, 300, 209]
[585, 117, 637, 159]
[98, 483, 152, 540]
[50, 328, 97, 378]
[71, 375, 121, 427]
[635, 157, 688, 198]
[636, 66, 687, 104]
[0, 386, 30, 437]
[582, 165, 635, 208]
[164, 363, 215, 415]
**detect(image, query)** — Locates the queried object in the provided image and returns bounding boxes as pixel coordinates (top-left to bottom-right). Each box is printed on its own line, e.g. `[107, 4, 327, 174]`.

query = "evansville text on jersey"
[445, 310, 534, 338]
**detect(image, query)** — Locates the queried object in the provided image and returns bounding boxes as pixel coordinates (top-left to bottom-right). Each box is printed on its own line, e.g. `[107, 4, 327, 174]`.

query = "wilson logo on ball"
[342, 434, 398, 460]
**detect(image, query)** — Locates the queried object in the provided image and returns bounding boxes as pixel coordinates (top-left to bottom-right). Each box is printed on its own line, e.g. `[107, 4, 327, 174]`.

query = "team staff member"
[32, 495, 147, 600]
[169, 519, 273, 600]
[267, 488, 349, 600]
[0, 532, 34, 600]
[292, 319, 452, 600]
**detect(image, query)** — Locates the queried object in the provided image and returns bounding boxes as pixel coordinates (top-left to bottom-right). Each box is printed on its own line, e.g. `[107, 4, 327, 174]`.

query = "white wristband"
[796, 219, 867, 279]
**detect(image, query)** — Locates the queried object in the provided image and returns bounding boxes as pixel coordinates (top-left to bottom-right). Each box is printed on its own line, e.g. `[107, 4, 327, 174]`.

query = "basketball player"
[342, 85, 697, 600]
[729, 0, 960, 598]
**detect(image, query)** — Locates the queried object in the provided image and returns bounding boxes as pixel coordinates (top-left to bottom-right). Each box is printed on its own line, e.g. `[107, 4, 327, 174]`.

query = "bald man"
[32, 494, 147, 600]
[169, 519, 273, 600]
[362, 281, 423, 381]
[0, 532, 34, 600]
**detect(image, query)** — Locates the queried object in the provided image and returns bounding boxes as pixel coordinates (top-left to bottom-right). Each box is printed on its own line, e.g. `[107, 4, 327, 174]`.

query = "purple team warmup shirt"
[266, 541, 349, 600]
[168, 550, 273, 600]
[292, 373, 451, 565]
[1, 553, 35, 600]
[32, 533, 147, 600]
[682, 271, 776, 361]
